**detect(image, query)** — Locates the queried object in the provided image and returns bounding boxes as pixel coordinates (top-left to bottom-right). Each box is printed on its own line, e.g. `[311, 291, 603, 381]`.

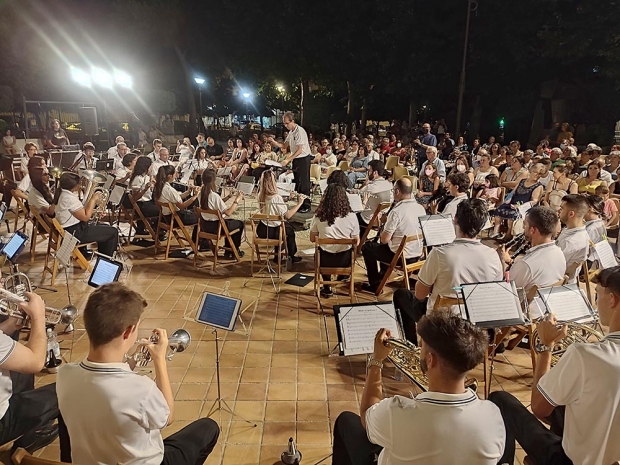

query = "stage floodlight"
[71, 67, 91, 87]
[114, 70, 133, 89]
[92, 67, 113, 88]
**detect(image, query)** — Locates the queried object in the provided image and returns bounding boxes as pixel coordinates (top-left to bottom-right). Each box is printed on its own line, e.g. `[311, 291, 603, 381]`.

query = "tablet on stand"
[87, 253, 124, 288]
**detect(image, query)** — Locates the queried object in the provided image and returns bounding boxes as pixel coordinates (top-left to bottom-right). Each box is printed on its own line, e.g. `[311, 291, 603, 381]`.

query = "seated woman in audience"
[199, 169, 244, 257]
[236, 141, 262, 180]
[310, 184, 360, 298]
[252, 142, 278, 182]
[53, 172, 118, 257]
[257, 170, 303, 262]
[499, 155, 528, 192]
[226, 138, 248, 181]
[415, 162, 440, 208]
[472, 152, 499, 192]
[448, 155, 474, 187]
[28, 166, 55, 217]
[129, 156, 158, 233]
[153, 165, 200, 227]
[489, 143, 502, 164]
[491, 164, 545, 241]
[577, 162, 607, 194]
[346, 145, 369, 188]
[595, 185, 619, 227]
[543, 164, 579, 211]
[475, 173, 501, 209]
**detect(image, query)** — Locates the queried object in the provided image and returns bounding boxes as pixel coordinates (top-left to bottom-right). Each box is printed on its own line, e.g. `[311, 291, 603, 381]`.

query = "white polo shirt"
[556, 226, 589, 282]
[510, 241, 566, 291]
[441, 194, 468, 218]
[73, 153, 99, 171]
[260, 195, 287, 227]
[360, 178, 393, 224]
[57, 360, 169, 465]
[200, 191, 228, 221]
[115, 165, 130, 180]
[150, 159, 172, 177]
[368, 150, 381, 162]
[310, 212, 359, 253]
[0, 332, 16, 419]
[56, 189, 82, 228]
[585, 218, 606, 260]
[17, 174, 32, 193]
[285, 124, 311, 158]
[365, 389, 505, 465]
[539, 171, 553, 188]
[383, 199, 425, 258]
[146, 151, 157, 162]
[131, 175, 152, 202]
[418, 238, 503, 311]
[28, 187, 51, 213]
[537, 332, 620, 465]
[157, 182, 182, 216]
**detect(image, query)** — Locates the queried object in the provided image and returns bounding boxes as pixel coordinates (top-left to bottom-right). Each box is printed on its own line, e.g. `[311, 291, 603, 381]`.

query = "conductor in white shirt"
[490, 266, 620, 465]
[332, 312, 505, 465]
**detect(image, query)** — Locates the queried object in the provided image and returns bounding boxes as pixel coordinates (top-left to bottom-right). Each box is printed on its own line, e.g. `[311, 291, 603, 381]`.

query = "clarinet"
[372, 201, 397, 243]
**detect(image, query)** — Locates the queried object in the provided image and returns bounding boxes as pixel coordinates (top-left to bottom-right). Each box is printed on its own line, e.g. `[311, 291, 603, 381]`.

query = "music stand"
[419, 214, 456, 247]
[193, 291, 256, 426]
[87, 253, 123, 288]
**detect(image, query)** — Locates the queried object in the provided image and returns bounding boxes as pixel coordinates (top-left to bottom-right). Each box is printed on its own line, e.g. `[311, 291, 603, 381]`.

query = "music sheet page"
[538, 286, 593, 322]
[419, 215, 456, 246]
[236, 182, 255, 195]
[338, 304, 400, 356]
[594, 241, 618, 269]
[347, 193, 364, 212]
[56, 234, 80, 267]
[462, 282, 522, 324]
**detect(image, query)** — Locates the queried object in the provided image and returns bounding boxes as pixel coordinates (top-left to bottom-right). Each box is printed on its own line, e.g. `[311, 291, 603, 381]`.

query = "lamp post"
[242, 92, 251, 130]
[194, 77, 206, 132]
[276, 84, 285, 124]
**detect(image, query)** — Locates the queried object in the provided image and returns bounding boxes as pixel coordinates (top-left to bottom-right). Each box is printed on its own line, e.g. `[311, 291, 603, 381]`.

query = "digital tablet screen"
[0, 203, 7, 223]
[87, 255, 123, 288]
[1, 232, 28, 261]
[194, 292, 242, 331]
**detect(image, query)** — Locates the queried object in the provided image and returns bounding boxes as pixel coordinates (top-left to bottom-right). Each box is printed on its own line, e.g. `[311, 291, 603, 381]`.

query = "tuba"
[532, 321, 605, 366]
[129, 329, 191, 368]
[80, 169, 109, 222]
[0, 265, 78, 327]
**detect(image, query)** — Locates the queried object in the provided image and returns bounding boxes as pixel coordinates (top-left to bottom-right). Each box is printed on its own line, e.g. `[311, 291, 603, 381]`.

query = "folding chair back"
[384, 156, 399, 171]
[194, 207, 241, 270]
[393, 166, 408, 181]
[337, 160, 349, 171]
[325, 166, 337, 179]
[310, 164, 321, 182]
[28, 207, 51, 264]
[357, 202, 391, 254]
[314, 238, 357, 313]
[250, 213, 287, 277]
[154, 201, 197, 260]
[10, 191, 28, 232]
[128, 195, 157, 240]
[375, 234, 425, 296]
[404, 175, 418, 193]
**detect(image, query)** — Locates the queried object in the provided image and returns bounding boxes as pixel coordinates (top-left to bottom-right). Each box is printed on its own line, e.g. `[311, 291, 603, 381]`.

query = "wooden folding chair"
[375, 234, 425, 296]
[357, 202, 391, 254]
[193, 207, 241, 270]
[128, 196, 157, 241]
[12, 447, 73, 465]
[249, 213, 287, 277]
[314, 238, 357, 314]
[28, 207, 51, 264]
[10, 191, 29, 233]
[43, 218, 94, 286]
[154, 201, 197, 260]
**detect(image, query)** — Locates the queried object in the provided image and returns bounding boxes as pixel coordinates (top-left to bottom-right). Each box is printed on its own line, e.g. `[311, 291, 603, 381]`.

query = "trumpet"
[129, 329, 191, 367]
[0, 266, 78, 327]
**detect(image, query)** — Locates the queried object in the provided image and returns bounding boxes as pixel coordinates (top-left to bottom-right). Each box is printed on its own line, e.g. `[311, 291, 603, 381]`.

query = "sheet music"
[215, 177, 223, 188]
[594, 240, 618, 269]
[56, 233, 80, 267]
[419, 215, 456, 246]
[338, 303, 400, 356]
[108, 185, 125, 206]
[265, 159, 283, 167]
[518, 202, 532, 218]
[461, 281, 523, 325]
[276, 182, 295, 192]
[347, 193, 364, 212]
[217, 167, 232, 177]
[537, 284, 594, 322]
[236, 182, 254, 195]
[104, 174, 115, 190]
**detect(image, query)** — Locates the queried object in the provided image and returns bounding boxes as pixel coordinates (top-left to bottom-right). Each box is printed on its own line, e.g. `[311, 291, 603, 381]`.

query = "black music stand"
[194, 291, 256, 426]
[418, 214, 456, 247]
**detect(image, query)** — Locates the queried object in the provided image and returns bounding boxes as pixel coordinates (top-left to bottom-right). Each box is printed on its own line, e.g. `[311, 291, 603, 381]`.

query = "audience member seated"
[57, 283, 220, 465]
[489, 266, 620, 465]
[332, 313, 505, 465]
[310, 184, 359, 297]
[419, 146, 446, 182]
[475, 173, 501, 209]
[543, 164, 578, 212]
[448, 155, 474, 186]
[28, 166, 55, 218]
[577, 162, 607, 194]
[415, 162, 440, 209]
[595, 184, 619, 226]
[499, 156, 528, 192]
[345, 146, 370, 188]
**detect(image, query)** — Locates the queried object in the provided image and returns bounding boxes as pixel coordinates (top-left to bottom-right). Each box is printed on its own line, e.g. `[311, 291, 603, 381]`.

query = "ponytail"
[153, 165, 175, 201]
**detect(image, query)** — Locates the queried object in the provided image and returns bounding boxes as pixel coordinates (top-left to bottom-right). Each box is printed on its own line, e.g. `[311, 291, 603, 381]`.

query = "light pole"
[242, 92, 251, 129]
[194, 77, 205, 132]
[276, 84, 285, 124]
[455, 0, 478, 139]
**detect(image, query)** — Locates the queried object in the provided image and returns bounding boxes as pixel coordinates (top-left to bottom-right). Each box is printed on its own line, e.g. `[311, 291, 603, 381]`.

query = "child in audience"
[595, 184, 619, 227]
[476, 174, 501, 208]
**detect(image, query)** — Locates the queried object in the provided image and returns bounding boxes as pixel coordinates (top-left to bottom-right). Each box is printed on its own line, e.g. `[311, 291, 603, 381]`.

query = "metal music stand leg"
[206, 328, 256, 426]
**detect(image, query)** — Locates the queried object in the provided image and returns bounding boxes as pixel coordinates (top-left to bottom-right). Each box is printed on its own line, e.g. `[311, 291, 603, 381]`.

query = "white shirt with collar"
[146, 151, 157, 162]
[285, 124, 311, 158]
[310, 212, 359, 254]
[367, 150, 381, 162]
[56, 189, 83, 228]
[200, 191, 228, 221]
[510, 241, 566, 292]
[73, 152, 99, 171]
[539, 171, 553, 188]
[260, 195, 288, 227]
[28, 187, 51, 213]
[0, 332, 16, 419]
[17, 174, 32, 193]
[365, 389, 505, 465]
[157, 182, 182, 216]
[556, 226, 590, 283]
[441, 194, 468, 218]
[421, 158, 446, 182]
[383, 198, 425, 258]
[360, 178, 393, 224]
[537, 332, 620, 465]
[418, 238, 503, 311]
[115, 165, 130, 181]
[107, 146, 118, 160]
[57, 359, 169, 465]
[580, 168, 612, 185]
[150, 159, 172, 177]
[130, 175, 152, 202]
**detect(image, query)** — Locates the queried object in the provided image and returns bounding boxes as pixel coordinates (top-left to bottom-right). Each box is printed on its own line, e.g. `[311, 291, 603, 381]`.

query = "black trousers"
[392, 288, 428, 345]
[489, 391, 571, 465]
[292, 156, 311, 209]
[319, 248, 353, 283]
[0, 373, 59, 449]
[257, 221, 297, 257]
[361, 242, 418, 287]
[332, 411, 382, 465]
[60, 417, 219, 465]
[65, 221, 119, 257]
[2, 180, 17, 208]
[134, 200, 159, 230]
[200, 218, 243, 250]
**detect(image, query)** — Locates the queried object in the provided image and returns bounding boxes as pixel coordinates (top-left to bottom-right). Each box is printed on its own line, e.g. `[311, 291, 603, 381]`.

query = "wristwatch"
[367, 357, 383, 370]
[535, 343, 553, 353]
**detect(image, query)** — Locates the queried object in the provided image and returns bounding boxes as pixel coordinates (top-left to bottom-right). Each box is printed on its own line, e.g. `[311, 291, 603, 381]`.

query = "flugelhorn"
[130, 329, 191, 367]
[0, 267, 78, 327]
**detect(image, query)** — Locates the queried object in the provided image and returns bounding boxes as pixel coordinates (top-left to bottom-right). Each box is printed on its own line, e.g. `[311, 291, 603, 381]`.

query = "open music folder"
[536, 283, 596, 323]
[459, 281, 526, 328]
[419, 214, 456, 246]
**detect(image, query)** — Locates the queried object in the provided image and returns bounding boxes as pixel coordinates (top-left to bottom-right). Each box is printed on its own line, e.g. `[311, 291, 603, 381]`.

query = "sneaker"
[320, 287, 333, 298]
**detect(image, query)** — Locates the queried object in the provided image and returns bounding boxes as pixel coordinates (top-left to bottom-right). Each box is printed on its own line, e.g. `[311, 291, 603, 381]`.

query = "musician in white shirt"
[28, 166, 55, 217]
[310, 184, 360, 298]
[9, 155, 45, 206]
[490, 266, 620, 465]
[361, 177, 425, 293]
[115, 153, 137, 185]
[150, 147, 173, 177]
[146, 139, 163, 162]
[73, 142, 99, 171]
[153, 165, 199, 225]
[557, 194, 590, 283]
[178, 146, 210, 185]
[57, 283, 220, 464]
[333, 313, 505, 465]
[256, 170, 303, 261]
[107, 135, 124, 162]
[129, 157, 158, 233]
[358, 160, 393, 238]
[198, 170, 244, 257]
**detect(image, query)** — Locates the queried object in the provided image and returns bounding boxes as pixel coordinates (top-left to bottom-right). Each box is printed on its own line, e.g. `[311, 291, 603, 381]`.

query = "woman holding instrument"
[153, 165, 200, 227]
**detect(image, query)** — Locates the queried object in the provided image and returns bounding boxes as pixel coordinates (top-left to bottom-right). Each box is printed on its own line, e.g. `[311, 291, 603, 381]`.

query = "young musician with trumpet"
[490, 266, 620, 465]
[153, 165, 200, 226]
[57, 282, 220, 464]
